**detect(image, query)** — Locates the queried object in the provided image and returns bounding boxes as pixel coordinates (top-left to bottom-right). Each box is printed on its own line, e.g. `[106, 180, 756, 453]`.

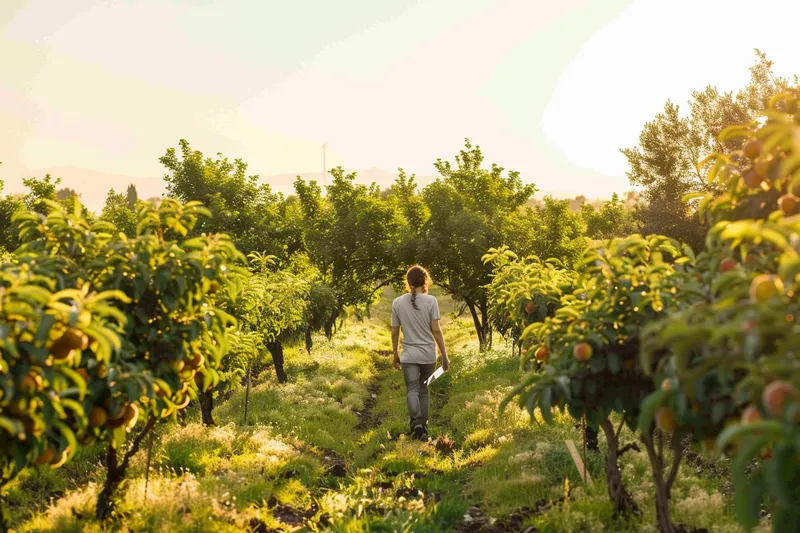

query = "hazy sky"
[1, 0, 799, 205]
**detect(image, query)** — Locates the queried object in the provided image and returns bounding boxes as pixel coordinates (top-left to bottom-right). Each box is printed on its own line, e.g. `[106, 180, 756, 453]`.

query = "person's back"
[392, 292, 438, 365]
[391, 265, 450, 440]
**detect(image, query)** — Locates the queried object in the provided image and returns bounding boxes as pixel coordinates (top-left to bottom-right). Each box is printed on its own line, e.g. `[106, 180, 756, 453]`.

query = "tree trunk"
[96, 444, 123, 520]
[267, 341, 287, 383]
[599, 419, 639, 517]
[466, 300, 487, 350]
[479, 297, 492, 350]
[95, 416, 157, 520]
[199, 389, 216, 426]
[641, 430, 683, 533]
[305, 328, 313, 354]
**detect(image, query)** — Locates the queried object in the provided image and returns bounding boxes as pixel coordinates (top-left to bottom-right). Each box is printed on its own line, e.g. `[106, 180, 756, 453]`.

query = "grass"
[6, 288, 771, 532]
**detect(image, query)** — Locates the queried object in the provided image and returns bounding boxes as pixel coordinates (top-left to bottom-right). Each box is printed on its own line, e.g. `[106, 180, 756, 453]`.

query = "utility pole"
[322, 143, 327, 189]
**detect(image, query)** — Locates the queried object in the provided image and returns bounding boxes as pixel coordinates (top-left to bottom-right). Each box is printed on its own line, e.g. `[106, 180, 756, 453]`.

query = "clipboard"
[424, 366, 445, 386]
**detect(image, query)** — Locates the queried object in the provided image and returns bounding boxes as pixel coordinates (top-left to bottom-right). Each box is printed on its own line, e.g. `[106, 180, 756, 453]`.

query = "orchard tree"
[581, 193, 639, 240]
[0, 257, 126, 530]
[483, 246, 575, 359]
[530, 196, 587, 265]
[640, 89, 800, 533]
[160, 139, 293, 257]
[12, 198, 247, 519]
[100, 188, 138, 237]
[21, 174, 60, 213]
[125, 184, 137, 209]
[294, 168, 408, 325]
[502, 234, 697, 522]
[419, 139, 537, 349]
[622, 50, 794, 251]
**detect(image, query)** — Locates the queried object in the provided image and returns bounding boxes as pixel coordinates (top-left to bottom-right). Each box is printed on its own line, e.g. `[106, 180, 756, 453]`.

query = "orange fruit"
[762, 381, 799, 418]
[743, 138, 762, 160]
[573, 342, 593, 362]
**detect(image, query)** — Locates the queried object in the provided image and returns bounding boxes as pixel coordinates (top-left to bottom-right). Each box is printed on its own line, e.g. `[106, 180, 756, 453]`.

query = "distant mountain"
[7, 166, 166, 213]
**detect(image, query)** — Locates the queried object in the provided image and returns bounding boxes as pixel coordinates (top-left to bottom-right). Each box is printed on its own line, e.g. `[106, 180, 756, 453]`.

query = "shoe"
[412, 425, 426, 440]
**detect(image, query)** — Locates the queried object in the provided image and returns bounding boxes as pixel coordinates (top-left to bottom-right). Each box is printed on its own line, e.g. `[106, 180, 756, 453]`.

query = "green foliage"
[503, 235, 693, 429]
[418, 139, 538, 347]
[641, 88, 800, 532]
[222, 252, 310, 383]
[160, 139, 297, 257]
[294, 167, 407, 315]
[0, 258, 126, 495]
[529, 197, 587, 266]
[581, 193, 639, 240]
[99, 189, 138, 237]
[622, 50, 794, 251]
[482, 246, 574, 352]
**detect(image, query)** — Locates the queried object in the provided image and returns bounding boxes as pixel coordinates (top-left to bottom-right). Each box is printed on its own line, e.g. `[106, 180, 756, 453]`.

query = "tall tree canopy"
[160, 139, 295, 257]
[294, 168, 408, 319]
[418, 139, 537, 348]
[622, 50, 795, 250]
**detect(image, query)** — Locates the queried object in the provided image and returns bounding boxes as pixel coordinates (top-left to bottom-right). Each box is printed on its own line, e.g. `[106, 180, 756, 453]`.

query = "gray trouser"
[401, 363, 435, 431]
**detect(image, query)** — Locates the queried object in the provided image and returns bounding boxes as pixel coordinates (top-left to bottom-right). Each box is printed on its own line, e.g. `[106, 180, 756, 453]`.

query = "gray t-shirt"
[392, 292, 440, 364]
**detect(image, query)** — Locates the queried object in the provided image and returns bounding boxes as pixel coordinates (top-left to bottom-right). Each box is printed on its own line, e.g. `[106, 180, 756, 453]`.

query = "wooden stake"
[565, 439, 594, 487]
[144, 427, 155, 502]
[244, 363, 251, 426]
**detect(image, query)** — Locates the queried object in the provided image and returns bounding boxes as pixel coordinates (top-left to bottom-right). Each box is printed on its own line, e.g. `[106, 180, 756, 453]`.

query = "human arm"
[391, 326, 401, 370]
[431, 319, 449, 371]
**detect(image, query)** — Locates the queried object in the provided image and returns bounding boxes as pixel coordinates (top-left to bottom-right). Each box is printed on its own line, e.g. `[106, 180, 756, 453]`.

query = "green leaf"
[607, 352, 621, 375]
[735, 465, 764, 530]
[540, 387, 554, 425]
[637, 390, 665, 434]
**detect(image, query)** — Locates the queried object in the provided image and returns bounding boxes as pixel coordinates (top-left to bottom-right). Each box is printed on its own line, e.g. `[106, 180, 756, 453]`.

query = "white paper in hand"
[424, 366, 445, 386]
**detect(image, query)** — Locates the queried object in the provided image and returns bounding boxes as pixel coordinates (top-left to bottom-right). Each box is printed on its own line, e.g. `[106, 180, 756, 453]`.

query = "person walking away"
[391, 265, 450, 440]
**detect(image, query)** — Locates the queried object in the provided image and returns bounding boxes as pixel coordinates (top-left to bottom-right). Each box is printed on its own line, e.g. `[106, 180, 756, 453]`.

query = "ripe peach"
[89, 406, 108, 427]
[719, 258, 737, 273]
[778, 194, 799, 215]
[741, 404, 762, 425]
[535, 345, 549, 362]
[743, 138, 762, 160]
[35, 447, 55, 465]
[573, 343, 593, 362]
[753, 158, 772, 177]
[761, 381, 799, 418]
[743, 169, 764, 189]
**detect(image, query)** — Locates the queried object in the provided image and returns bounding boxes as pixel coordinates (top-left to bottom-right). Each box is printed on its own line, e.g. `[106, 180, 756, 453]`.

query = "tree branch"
[615, 415, 627, 441]
[120, 415, 158, 472]
[618, 442, 641, 457]
[369, 279, 391, 296]
[665, 436, 684, 497]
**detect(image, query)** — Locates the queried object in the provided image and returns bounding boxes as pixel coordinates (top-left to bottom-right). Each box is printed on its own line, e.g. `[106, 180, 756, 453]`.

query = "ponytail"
[405, 265, 430, 311]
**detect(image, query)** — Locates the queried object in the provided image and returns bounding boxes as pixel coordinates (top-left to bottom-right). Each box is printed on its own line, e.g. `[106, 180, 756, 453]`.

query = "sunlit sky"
[1, 0, 799, 210]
